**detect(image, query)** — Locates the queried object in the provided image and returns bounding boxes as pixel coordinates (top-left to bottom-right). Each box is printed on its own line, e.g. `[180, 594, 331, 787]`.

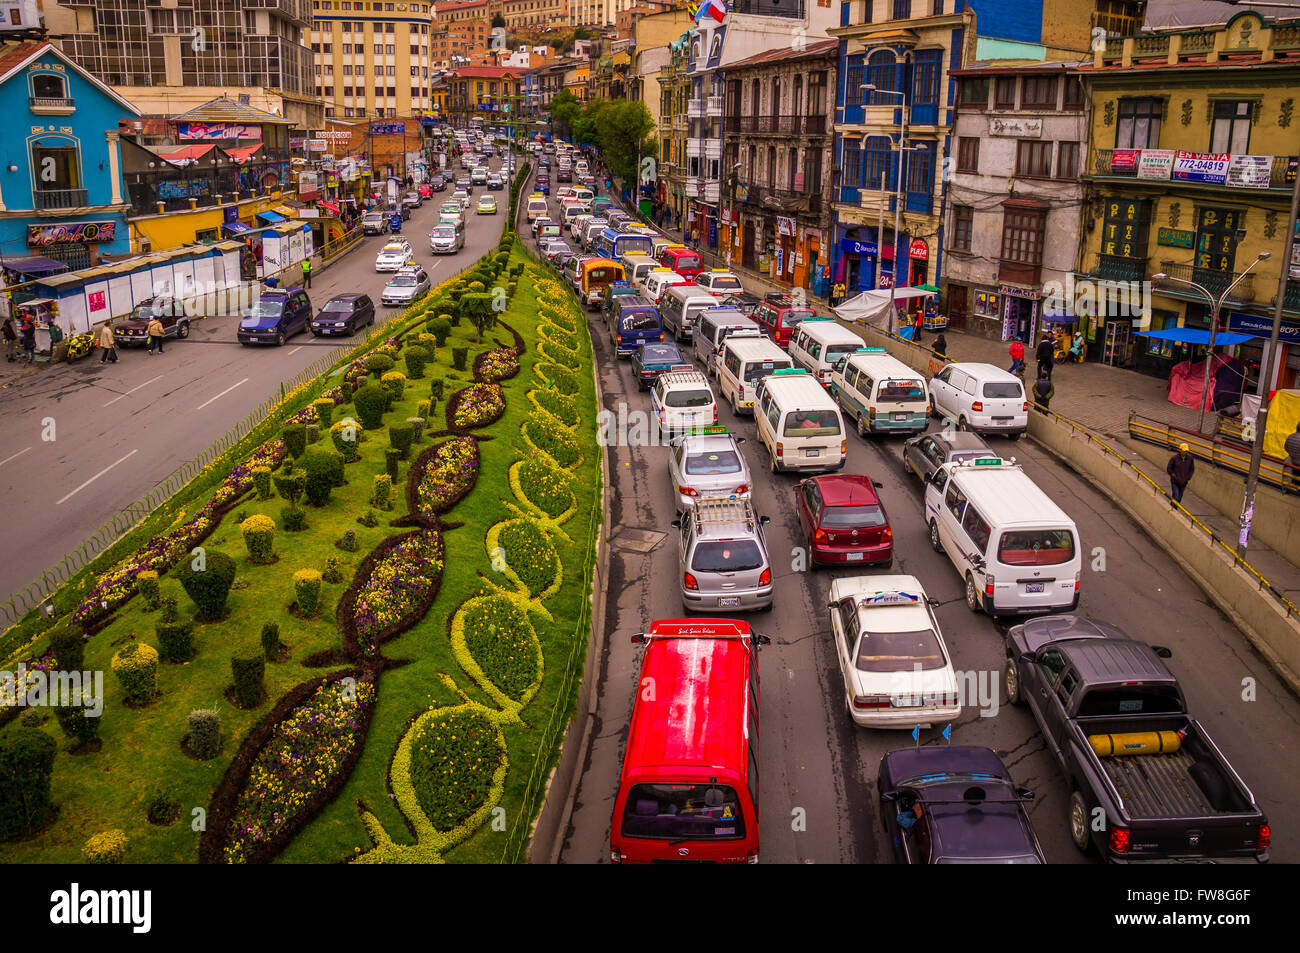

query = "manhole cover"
[612, 528, 667, 554]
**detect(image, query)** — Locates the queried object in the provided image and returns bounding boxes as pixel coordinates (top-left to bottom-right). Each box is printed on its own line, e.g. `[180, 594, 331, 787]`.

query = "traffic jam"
[522, 138, 1273, 866]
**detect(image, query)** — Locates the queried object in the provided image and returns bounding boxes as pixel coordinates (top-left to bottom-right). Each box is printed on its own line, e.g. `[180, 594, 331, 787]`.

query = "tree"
[491, 13, 506, 28]
[589, 99, 657, 186]
[549, 89, 582, 139]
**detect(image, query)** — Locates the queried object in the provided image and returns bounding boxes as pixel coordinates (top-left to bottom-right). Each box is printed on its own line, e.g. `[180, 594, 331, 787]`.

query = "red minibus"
[610, 618, 767, 863]
[659, 245, 705, 280]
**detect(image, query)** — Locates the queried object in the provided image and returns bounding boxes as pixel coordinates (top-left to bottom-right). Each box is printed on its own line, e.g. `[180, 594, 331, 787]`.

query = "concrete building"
[311, 4, 436, 122]
[655, 33, 691, 227]
[448, 65, 523, 125]
[629, 8, 694, 140]
[431, 21, 492, 69]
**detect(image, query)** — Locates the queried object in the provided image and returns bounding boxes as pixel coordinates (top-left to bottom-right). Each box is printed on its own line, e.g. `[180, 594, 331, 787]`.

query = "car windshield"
[855, 629, 946, 672]
[381, 245, 405, 255]
[743, 359, 791, 382]
[879, 379, 927, 402]
[619, 783, 746, 841]
[824, 344, 861, 365]
[242, 300, 283, 322]
[692, 539, 764, 573]
[665, 389, 713, 408]
[821, 503, 887, 529]
[984, 382, 1024, 399]
[781, 308, 815, 328]
[432, 227, 455, 239]
[709, 275, 742, 291]
[783, 410, 841, 437]
[364, 212, 383, 222]
[997, 529, 1075, 566]
[389, 276, 416, 287]
[640, 345, 679, 363]
[621, 313, 659, 332]
[322, 300, 354, 312]
[685, 450, 742, 475]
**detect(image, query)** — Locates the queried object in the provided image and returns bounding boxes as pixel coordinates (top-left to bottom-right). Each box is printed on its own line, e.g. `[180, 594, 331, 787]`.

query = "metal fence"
[1129, 413, 1295, 490]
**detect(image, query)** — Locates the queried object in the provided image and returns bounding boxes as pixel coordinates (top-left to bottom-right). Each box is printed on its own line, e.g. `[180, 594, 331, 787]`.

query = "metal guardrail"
[1128, 413, 1295, 490]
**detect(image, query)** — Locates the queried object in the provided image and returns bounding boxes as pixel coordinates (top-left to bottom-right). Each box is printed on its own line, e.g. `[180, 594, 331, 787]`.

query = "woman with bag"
[97, 322, 118, 364]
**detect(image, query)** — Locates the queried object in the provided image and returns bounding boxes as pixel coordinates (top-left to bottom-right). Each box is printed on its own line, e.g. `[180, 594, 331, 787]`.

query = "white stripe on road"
[103, 374, 164, 407]
[0, 446, 31, 468]
[287, 346, 304, 355]
[57, 449, 139, 505]
[195, 377, 249, 411]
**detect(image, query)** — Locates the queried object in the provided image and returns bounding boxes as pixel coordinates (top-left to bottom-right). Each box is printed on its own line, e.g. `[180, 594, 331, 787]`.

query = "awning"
[1135, 328, 1257, 345]
[834, 286, 938, 325]
[156, 143, 216, 164]
[256, 210, 286, 224]
[1, 256, 70, 276]
[226, 144, 262, 163]
[224, 221, 252, 234]
[318, 200, 341, 215]
[273, 205, 299, 218]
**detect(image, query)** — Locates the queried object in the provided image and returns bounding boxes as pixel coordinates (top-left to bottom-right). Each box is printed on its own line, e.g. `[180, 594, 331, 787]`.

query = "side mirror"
[755, 634, 772, 647]
[734, 436, 745, 444]
[1015, 786, 1035, 801]
[827, 601, 838, 611]
[1018, 651, 1036, 665]
[881, 790, 899, 803]
[927, 598, 941, 608]
[670, 519, 681, 529]
[760, 515, 771, 525]
[872, 481, 884, 489]
[1151, 645, 1173, 659]
[630, 633, 646, 645]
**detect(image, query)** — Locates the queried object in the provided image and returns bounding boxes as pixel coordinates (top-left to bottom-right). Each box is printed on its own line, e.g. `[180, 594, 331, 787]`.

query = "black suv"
[311, 293, 375, 336]
[238, 288, 312, 345]
[113, 297, 191, 347]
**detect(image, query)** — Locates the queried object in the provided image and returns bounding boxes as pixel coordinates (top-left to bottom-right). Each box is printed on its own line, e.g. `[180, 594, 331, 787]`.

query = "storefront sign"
[1226, 311, 1300, 344]
[1136, 149, 1175, 180]
[839, 238, 878, 256]
[178, 122, 262, 141]
[297, 171, 319, 198]
[1156, 227, 1195, 248]
[1225, 154, 1272, 189]
[370, 121, 406, 135]
[289, 137, 306, 149]
[1110, 149, 1140, 173]
[1172, 150, 1230, 185]
[988, 116, 1042, 138]
[777, 216, 796, 237]
[909, 238, 929, 261]
[999, 284, 1040, 299]
[317, 131, 353, 140]
[307, 139, 327, 152]
[775, 246, 783, 274]
[27, 221, 117, 246]
[157, 179, 211, 199]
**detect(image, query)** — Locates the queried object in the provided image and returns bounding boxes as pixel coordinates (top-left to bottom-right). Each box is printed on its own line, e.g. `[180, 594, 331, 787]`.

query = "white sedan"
[374, 238, 414, 272]
[827, 575, 961, 729]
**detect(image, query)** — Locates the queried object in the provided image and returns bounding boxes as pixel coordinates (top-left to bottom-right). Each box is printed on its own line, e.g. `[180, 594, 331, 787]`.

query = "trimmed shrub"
[49, 629, 84, 672]
[145, 789, 181, 826]
[111, 641, 159, 704]
[381, 369, 407, 400]
[337, 529, 358, 552]
[466, 280, 486, 294]
[293, 569, 323, 617]
[330, 417, 361, 461]
[417, 399, 431, 419]
[301, 449, 340, 506]
[282, 505, 307, 532]
[389, 422, 415, 459]
[365, 352, 396, 377]
[156, 620, 195, 663]
[187, 708, 221, 759]
[240, 514, 276, 563]
[417, 332, 438, 351]
[372, 473, 393, 509]
[428, 316, 452, 346]
[159, 596, 178, 624]
[231, 652, 265, 708]
[54, 702, 101, 746]
[273, 469, 305, 509]
[261, 621, 280, 659]
[385, 448, 401, 482]
[354, 383, 388, 430]
[252, 466, 273, 501]
[176, 550, 237, 620]
[429, 378, 445, 401]
[82, 830, 128, 864]
[407, 416, 425, 443]
[405, 345, 428, 379]
[340, 379, 353, 403]
[322, 555, 344, 584]
[282, 422, 308, 460]
[137, 569, 161, 609]
[305, 422, 320, 445]
[452, 347, 468, 371]
[0, 729, 57, 840]
[313, 398, 334, 427]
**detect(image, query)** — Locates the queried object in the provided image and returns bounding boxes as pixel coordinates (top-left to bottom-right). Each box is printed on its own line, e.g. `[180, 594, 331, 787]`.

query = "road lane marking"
[0, 446, 31, 468]
[195, 377, 249, 411]
[102, 374, 164, 407]
[57, 449, 139, 505]
[287, 346, 304, 355]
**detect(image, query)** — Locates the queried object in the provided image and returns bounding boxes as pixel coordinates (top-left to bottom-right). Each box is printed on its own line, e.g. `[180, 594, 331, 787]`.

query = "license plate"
[718, 597, 740, 607]
[1025, 582, 1045, 593]
[993, 417, 1013, 423]
[806, 449, 820, 458]
[893, 412, 908, 420]
[845, 552, 864, 561]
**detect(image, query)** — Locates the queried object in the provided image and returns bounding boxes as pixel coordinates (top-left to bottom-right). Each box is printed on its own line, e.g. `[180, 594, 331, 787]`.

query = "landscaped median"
[0, 200, 603, 863]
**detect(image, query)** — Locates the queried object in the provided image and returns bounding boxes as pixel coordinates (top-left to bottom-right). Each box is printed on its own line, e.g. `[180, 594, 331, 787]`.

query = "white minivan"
[923, 457, 1081, 617]
[696, 307, 758, 378]
[620, 253, 661, 289]
[753, 369, 847, 473]
[928, 362, 1028, 438]
[831, 348, 929, 437]
[716, 331, 794, 415]
[788, 318, 868, 386]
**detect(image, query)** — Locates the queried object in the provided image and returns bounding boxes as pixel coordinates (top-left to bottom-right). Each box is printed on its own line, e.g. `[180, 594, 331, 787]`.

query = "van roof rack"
[693, 497, 756, 530]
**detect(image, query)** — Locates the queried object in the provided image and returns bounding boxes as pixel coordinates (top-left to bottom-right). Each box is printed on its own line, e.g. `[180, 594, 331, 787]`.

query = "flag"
[695, 0, 727, 22]
[687, 1, 700, 18]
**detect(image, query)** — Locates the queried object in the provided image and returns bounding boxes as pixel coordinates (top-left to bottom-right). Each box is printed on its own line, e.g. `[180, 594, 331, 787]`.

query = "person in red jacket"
[1008, 339, 1025, 374]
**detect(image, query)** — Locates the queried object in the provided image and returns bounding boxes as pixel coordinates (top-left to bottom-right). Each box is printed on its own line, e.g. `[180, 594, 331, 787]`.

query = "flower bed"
[462, 596, 540, 702]
[538, 325, 580, 353]
[536, 362, 579, 396]
[538, 339, 580, 371]
[495, 518, 560, 599]
[448, 383, 505, 430]
[473, 347, 520, 383]
[409, 706, 505, 833]
[516, 455, 573, 519]
[409, 436, 479, 521]
[522, 410, 579, 468]
[531, 388, 578, 427]
[343, 529, 445, 660]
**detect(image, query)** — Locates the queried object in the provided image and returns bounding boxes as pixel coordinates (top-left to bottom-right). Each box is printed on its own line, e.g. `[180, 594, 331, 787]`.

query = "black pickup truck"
[1004, 615, 1269, 863]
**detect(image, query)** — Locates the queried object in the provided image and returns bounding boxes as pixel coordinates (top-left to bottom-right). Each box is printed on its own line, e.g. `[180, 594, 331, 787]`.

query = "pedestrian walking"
[1167, 443, 1196, 505]
[1031, 368, 1054, 411]
[301, 257, 313, 289]
[1008, 339, 1025, 375]
[97, 322, 117, 364]
[146, 315, 165, 354]
[1285, 423, 1300, 493]
[831, 281, 845, 307]
[2, 315, 15, 362]
[932, 332, 948, 360]
[1036, 331, 1055, 380]
[19, 319, 35, 363]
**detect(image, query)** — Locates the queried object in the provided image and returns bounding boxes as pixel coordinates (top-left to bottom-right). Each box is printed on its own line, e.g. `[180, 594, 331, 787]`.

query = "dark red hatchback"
[794, 473, 892, 567]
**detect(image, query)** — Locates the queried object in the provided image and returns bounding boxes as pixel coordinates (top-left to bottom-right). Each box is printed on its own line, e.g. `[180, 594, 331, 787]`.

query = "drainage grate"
[611, 527, 668, 554]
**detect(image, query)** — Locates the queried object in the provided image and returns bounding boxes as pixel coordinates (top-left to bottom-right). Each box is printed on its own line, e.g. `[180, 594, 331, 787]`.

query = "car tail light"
[813, 528, 828, 544]
[737, 385, 744, 400]
[1023, 401, 1029, 412]
[868, 407, 876, 420]
[972, 401, 984, 412]
[610, 848, 623, 863]
[1258, 823, 1271, 850]
[712, 408, 718, 424]
[853, 695, 892, 710]
[734, 483, 748, 495]
[1109, 827, 1131, 854]
[985, 580, 995, 596]
[841, 440, 847, 456]
[759, 568, 771, 586]
[776, 441, 783, 458]
[747, 850, 759, 864]
[660, 333, 665, 341]
[684, 572, 698, 591]
[1075, 571, 1081, 592]
[882, 526, 893, 543]
[677, 485, 698, 497]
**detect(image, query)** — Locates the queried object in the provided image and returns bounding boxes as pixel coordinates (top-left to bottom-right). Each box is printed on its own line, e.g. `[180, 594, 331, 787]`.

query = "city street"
[0, 156, 513, 612]
[516, 175, 1300, 865]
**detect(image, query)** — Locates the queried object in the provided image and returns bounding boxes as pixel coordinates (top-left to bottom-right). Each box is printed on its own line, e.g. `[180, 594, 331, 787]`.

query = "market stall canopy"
[834, 286, 936, 325]
[1, 256, 69, 277]
[155, 143, 216, 165]
[1136, 328, 1256, 345]
[226, 144, 263, 164]
[256, 210, 287, 225]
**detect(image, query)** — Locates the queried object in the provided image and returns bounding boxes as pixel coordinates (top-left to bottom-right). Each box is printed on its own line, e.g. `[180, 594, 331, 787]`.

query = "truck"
[1003, 615, 1269, 863]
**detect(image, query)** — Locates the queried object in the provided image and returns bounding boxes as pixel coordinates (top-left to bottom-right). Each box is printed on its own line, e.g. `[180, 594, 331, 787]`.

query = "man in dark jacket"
[1284, 424, 1300, 492]
[1167, 443, 1196, 505]
[1036, 331, 1055, 380]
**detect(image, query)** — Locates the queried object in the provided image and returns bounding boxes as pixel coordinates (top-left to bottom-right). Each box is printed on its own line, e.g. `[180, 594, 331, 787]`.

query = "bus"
[595, 227, 654, 260]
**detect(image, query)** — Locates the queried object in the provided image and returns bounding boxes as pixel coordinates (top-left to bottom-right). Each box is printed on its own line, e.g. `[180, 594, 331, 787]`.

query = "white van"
[696, 308, 758, 378]
[928, 362, 1028, 437]
[831, 348, 930, 437]
[642, 268, 689, 307]
[788, 318, 868, 386]
[717, 331, 794, 415]
[620, 253, 661, 289]
[659, 285, 723, 343]
[753, 369, 846, 473]
[923, 457, 1081, 617]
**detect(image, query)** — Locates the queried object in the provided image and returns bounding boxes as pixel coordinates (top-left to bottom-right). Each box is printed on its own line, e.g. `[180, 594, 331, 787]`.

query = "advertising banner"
[1172, 150, 1230, 184]
[1225, 154, 1272, 189]
[178, 122, 263, 141]
[1110, 149, 1140, 172]
[27, 221, 117, 246]
[1136, 149, 1175, 180]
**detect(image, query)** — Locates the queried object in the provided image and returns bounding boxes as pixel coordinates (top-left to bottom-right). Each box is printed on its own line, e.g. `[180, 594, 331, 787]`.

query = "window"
[343, 64, 353, 75]
[1001, 208, 1047, 265]
[1022, 76, 1057, 109]
[912, 49, 940, 109]
[958, 77, 989, 108]
[994, 76, 1016, 109]
[1210, 100, 1253, 154]
[386, 65, 395, 76]
[1016, 140, 1053, 178]
[892, 0, 911, 16]
[323, 86, 333, 98]
[864, 136, 891, 190]
[1062, 76, 1084, 110]
[386, 44, 395, 54]
[1057, 141, 1079, 179]
[1116, 97, 1162, 149]
[864, 49, 897, 106]
[374, 44, 383, 54]
[905, 142, 934, 203]
[951, 204, 973, 251]
[957, 136, 979, 173]
[845, 57, 864, 105]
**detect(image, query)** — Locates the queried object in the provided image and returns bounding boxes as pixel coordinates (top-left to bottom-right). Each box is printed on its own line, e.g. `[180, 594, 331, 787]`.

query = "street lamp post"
[727, 160, 741, 270]
[1153, 250, 1272, 434]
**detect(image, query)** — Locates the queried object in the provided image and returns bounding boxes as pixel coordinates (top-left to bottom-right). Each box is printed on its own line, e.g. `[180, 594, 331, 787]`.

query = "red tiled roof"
[725, 38, 838, 69]
[0, 40, 45, 77]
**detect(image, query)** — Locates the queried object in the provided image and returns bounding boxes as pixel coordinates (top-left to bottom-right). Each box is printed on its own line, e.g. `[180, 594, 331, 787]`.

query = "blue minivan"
[238, 288, 312, 346]
[610, 296, 664, 358]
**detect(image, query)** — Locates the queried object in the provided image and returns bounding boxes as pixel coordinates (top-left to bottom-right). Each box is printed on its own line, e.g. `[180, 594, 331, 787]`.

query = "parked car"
[237, 287, 311, 346]
[476, 195, 498, 215]
[381, 265, 431, 307]
[112, 296, 190, 347]
[374, 237, 414, 271]
[795, 473, 892, 567]
[311, 293, 375, 336]
[902, 430, 995, 483]
[362, 210, 387, 235]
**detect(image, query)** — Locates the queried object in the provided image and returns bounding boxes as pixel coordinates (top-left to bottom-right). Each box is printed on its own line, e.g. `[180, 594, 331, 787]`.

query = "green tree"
[549, 89, 582, 140]
[491, 12, 505, 27]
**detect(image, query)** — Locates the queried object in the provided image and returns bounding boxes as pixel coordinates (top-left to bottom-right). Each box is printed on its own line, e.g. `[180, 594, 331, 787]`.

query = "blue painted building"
[0, 41, 138, 270]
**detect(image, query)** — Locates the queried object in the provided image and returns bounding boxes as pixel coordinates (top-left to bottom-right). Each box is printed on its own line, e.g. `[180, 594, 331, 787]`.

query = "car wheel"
[1068, 791, 1093, 855]
[929, 399, 939, 419]
[856, 412, 868, 438]
[176, 321, 190, 339]
[1005, 655, 1024, 706]
[769, 451, 779, 474]
[276, 331, 285, 347]
[928, 520, 942, 553]
[958, 416, 969, 432]
[902, 455, 912, 477]
[965, 573, 982, 613]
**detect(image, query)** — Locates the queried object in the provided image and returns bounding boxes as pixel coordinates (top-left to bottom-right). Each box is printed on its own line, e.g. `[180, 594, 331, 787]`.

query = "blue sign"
[840, 238, 878, 257]
[1226, 311, 1300, 345]
[370, 121, 406, 135]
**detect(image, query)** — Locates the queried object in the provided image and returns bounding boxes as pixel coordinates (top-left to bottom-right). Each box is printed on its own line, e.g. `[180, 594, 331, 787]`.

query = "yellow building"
[449, 66, 523, 125]
[1077, 10, 1300, 386]
[311, 1, 436, 120]
[128, 192, 299, 256]
[564, 62, 590, 101]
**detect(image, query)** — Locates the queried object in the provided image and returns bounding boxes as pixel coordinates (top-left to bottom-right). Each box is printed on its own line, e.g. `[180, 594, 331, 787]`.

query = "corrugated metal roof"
[725, 38, 838, 69]
[171, 96, 290, 126]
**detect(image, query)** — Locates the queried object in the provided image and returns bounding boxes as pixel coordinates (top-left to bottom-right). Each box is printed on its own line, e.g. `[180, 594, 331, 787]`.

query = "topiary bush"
[366, 352, 396, 377]
[389, 422, 415, 459]
[82, 830, 128, 864]
[330, 417, 361, 461]
[282, 505, 307, 532]
[430, 378, 445, 401]
[428, 316, 452, 346]
[54, 701, 101, 747]
[137, 569, 161, 609]
[282, 422, 308, 460]
[187, 708, 221, 759]
[354, 383, 388, 430]
[301, 449, 341, 506]
[156, 618, 196, 663]
[381, 369, 407, 400]
[452, 347, 468, 371]
[407, 416, 425, 443]
[230, 652, 265, 708]
[322, 555, 344, 584]
[273, 469, 306, 509]
[145, 789, 181, 826]
[111, 641, 159, 705]
[405, 345, 428, 379]
[293, 569, 323, 617]
[340, 379, 353, 403]
[176, 550, 237, 621]
[305, 422, 320, 445]
[337, 529, 358, 552]
[371, 473, 393, 509]
[240, 514, 276, 563]
[50, 628, 85, 672]
[252, 466, 273, 501]
[313, 398, 334, 427]
[261, 621, 280, 660]
[385, 448, 401, 482]
[0, 729, 57, 840]
[417, 399, 431, 419]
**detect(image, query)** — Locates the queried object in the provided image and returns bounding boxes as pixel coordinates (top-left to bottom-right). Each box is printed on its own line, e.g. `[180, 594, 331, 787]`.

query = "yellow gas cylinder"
[1088, 731, 1184, 757]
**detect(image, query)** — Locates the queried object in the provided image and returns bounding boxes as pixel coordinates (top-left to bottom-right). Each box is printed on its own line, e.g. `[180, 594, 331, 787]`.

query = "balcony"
[737, 183, 822, 217]
[34, 188, 90, 210]
[706, 95, 723, 117]
[1079, 253, 1150, 283]
[687, 98, 705, 118]
[672, 114, 687, 131]
[1275, 278, 1300, 314]
[1088, 149, 1293, 190]
[726, 114, 831, 136]
[29, 95, 75, 115]
[1157, 261, 1257, 304]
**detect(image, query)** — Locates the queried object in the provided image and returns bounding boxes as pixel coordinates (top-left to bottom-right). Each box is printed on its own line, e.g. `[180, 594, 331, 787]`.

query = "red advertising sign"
[1110, 149, 1140, 172]
[27, 221, 118, 246]
[909, 238, 929, 260]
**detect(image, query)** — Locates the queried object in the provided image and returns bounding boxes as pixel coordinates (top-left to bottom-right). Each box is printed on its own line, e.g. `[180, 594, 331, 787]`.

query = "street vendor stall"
[835, 286, 940, 338]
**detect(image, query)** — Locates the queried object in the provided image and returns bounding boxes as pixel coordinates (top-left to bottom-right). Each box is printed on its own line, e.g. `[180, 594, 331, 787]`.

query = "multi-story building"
[590, 50, 629, 100]
[311, 3, 435, 121]
[537, 59, 571, 106]
[563, 60, 590, 100]
[616, 1, 677, 38]
[495, 0, 567, 31]
[828, 0, 1128, 303]
[436, 0, 492, 27]
[43, 0, 321, 130]
[1076, 9, 1300, 385]
[656, 32, 691, 226]
[943, 62, 1089, 346]
[431, 21, 492, 69]
[630, 8, 693, 139]
[447, 65, 523, 126]
[721, 39, 838, 291]
[569, 0, 604, 27]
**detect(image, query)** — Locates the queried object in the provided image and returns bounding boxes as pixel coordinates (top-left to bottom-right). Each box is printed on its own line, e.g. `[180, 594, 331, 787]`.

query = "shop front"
[999, 283, 1040, 344]
[25, 219, 127, 271]
[1227, 310, 1300, 393]
[836, 232, 879, 294]
[907, 238, 929, 286]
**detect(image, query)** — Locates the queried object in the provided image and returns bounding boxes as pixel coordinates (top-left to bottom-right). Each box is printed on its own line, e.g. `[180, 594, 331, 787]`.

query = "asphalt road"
[0, 154, 513, 613]
[520, 175, 1300, 865]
